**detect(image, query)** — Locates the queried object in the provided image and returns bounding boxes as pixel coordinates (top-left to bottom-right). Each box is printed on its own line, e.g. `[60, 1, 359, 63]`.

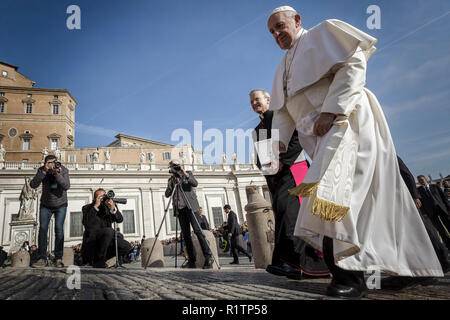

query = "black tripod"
[144, 174, 220, 270]
[112, 204, 125, 269]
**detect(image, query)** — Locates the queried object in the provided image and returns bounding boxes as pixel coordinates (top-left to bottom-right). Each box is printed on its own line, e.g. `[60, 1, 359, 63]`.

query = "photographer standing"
[165, 160, 213, 269]
[30, 155, 70, 268]
[81, 189, 131, 268]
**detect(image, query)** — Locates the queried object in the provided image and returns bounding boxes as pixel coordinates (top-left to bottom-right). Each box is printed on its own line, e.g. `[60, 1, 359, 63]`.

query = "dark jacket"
[418, 184, 450, 216]
[226, 210, 241, 236]
[165, 171, 200, 214]
[397, 156, 421, 200]
[30, 165, 70, 208]
[253, 110, 303, 169]
[81, 203, 124, 239]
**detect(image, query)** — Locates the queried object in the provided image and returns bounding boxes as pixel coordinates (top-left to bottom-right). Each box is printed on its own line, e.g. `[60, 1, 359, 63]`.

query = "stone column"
[141, 188, 155, 238]
[191, 230, 220, 269]
[225, 187, 242, 222]
[141, 238, 165, 267]
[236, 186, 248, 222]
[11, 251, 30, 268]
[244, 186, 275, 269]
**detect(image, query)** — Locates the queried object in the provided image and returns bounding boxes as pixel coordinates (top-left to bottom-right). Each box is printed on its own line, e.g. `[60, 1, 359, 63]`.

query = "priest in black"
[250, 89, 329, 279]
[417, 174, 450, 249]
[381, 157, 449, 290]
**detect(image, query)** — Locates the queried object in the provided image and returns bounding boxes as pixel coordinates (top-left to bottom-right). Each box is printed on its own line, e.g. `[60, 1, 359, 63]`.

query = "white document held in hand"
[254, 138, 273, 165]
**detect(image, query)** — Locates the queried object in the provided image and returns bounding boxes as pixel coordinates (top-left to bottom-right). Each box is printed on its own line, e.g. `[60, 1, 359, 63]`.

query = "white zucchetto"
[268, 6, 297, 20]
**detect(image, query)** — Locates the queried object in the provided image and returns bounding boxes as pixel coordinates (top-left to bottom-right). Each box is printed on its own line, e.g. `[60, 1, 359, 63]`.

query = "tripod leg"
[175, 214, 178, 268]
[144, 186, 176, 270]
[178, 185, 221, 270]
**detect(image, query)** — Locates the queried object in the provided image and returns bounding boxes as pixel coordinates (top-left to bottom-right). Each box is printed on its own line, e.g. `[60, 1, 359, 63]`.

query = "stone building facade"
[0, 61, 77, 162]
[0, 161, 268, 252]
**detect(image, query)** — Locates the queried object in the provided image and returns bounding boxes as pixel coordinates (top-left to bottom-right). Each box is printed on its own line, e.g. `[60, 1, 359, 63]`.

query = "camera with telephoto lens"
[53, 161, 62, 169]
[102, 190, 127, 204]
[169, 163, 182, 175]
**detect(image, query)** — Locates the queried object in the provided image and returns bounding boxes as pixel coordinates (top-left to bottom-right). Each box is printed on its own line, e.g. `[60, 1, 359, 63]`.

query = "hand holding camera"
[44, 160, 62, 175]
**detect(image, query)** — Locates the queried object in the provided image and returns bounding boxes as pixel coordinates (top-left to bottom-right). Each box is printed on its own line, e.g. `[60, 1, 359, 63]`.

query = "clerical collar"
[259, 110, 271, 120]
[288, 28, 305, 51]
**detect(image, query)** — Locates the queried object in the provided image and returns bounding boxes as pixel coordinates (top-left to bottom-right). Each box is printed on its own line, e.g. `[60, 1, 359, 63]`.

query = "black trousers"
[421, 215, 450, 271]
[268, 167, 303, 265]
[93, 228, 131, 264]
[323, 236, 365, 288]
[230, 234, 250, 262]
[428, 208, 450, 249]
[177, 207, 211, 262]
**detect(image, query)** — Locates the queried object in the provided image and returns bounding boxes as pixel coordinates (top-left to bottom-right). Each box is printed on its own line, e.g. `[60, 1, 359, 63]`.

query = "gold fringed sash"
[288, 182, 319, 197]
[312, 197, 349, 222]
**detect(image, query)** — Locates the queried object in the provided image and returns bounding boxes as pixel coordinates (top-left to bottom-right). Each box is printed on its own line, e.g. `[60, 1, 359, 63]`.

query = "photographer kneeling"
[81, 189, 131, 268]
[166, 160, 213, 269]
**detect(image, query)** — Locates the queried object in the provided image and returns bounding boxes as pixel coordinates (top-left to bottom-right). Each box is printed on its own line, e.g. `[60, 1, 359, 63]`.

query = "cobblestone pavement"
[0, 257, 448, 300]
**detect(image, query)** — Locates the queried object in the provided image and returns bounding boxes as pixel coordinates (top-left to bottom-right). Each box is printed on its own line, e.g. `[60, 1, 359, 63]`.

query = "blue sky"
[1, 0, 449, 177]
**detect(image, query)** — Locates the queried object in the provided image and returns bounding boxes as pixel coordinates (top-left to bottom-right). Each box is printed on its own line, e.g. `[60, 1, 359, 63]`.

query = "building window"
[25, 104, 32, 114]
[68, 154, 76, 163]
[23, 138, 30, 150]
[86, 154, 93, 162]
[163, 152, 171, 160]
[212, 207, 224, 227]
[27, 94, 32, 98]
[50, 138, 58, 150]
[8, 127, 17, 137]
[52, 105, 59, 115]
[0, 92, 4, 96]
[54, 95, 58, 99]
[0, 102, 4, 113]
[22, 159, 29, 163]
[1, 71, 7, 77]
[122, 210, 135, 234]
[70, 212, 84, 237]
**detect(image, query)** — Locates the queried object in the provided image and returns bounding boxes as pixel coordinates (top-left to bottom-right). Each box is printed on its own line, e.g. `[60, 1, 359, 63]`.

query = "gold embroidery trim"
[312, 197, 349, 222]
[288, 182, 319, 197]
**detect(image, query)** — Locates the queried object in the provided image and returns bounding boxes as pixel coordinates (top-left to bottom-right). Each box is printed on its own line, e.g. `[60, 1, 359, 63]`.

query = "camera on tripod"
[102, 190, 127, 204]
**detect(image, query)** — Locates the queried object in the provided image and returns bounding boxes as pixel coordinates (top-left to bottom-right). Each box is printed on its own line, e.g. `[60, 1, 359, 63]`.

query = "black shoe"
[381, 276, 437, 291]
[248, 255, 252, 262]
[182, 261, 196, 269]
[93, 261, 108, 268]
[326, 283, 368, 299]
[203, 256, 214, 269]
[229, 261, 239, 265]
[266, 263, 303, 279]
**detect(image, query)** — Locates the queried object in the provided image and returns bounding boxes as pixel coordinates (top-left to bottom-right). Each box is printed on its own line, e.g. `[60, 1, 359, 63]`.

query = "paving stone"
[0, 262, 448, 300]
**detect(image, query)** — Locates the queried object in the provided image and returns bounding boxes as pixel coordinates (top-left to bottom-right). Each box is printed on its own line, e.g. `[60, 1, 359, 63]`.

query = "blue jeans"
[38, 206, 67, 260]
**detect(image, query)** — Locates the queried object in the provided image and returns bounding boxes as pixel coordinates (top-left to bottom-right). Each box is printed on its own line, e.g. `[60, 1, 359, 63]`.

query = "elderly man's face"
[268, 12, 302, 50]
[250, 91, 270, 115]
[418, 176, 428, 186]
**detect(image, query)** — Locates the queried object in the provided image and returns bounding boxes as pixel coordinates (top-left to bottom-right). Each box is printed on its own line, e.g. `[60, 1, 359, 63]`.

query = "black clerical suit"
[417, 182, 450, 248]
[397, 156, 449, 272]
[81, 203, 131, 266]
[226, 210, 251, 263]
[165, 171, 212, 265]
[254, 110, 329, 276]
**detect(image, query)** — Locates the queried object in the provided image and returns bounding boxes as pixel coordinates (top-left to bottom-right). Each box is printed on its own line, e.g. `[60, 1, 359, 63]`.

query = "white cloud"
[76, 123, 118, 138]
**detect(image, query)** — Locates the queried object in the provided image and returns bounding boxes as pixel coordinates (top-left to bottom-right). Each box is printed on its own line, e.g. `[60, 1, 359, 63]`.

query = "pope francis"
[267, 6, 443, 298]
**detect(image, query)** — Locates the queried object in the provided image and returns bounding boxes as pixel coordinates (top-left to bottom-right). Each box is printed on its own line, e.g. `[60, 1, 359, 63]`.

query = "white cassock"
[270, 19, 443, 277]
